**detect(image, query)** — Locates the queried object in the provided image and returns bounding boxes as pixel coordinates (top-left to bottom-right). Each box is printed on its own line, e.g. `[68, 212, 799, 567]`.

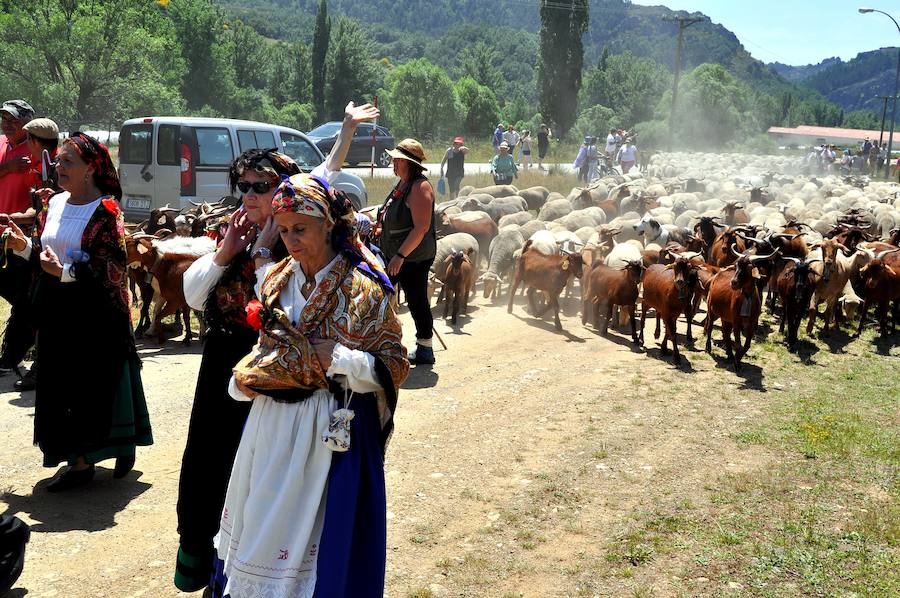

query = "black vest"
[378, 176, 436, 263]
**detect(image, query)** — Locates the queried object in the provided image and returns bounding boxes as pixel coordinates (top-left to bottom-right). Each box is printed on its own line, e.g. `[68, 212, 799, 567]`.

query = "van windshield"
[307, 123, 341, 138]
[280, 133, 323, 170]
[119, 124, 153, 164]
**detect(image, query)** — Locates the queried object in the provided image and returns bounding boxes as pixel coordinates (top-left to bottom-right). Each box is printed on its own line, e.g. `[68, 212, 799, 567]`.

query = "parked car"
[117, 117, 368, 222]
[307, 121, 394, 167]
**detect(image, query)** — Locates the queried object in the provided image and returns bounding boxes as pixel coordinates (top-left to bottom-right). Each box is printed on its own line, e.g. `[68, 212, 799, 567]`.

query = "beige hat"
[387, 138, 427, 169]
[24, 118, 59, 141]
[499, 141, 509, 149]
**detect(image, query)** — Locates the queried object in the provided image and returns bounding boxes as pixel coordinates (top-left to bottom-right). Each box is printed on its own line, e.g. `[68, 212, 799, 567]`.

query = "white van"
[118, 117, 368, 221]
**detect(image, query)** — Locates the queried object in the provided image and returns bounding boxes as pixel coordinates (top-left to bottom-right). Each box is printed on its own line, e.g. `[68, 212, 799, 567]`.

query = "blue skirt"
[210, 396, 386, 598]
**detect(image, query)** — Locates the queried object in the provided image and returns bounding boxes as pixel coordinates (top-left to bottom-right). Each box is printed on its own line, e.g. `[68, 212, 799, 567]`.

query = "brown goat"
[125, 230, 174, 337]
[128, 236, 211, 345]
[640, 252, 703, 364]
[508, 240, 584, 330]
[582, 259, 643, 342]
[442, 249, 475, 324]
[722, 201, 749, 226]
[708, 227, 747, 267]
[774, 257, 822, 347]
[856, 247, 900, 336]
[704, 245, 778, 371]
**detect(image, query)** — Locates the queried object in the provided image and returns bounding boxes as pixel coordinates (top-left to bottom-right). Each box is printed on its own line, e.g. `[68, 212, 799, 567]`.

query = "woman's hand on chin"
[215, 207, 257, 266]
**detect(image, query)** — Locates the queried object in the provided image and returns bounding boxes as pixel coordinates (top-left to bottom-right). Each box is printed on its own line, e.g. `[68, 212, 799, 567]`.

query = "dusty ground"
[0, 287, 891, 597]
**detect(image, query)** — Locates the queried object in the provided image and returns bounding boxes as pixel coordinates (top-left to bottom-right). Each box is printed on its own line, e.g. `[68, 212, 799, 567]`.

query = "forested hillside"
[770, 58, 841, 84]
[219, 0, 797, 97]
[0, 0, 886, 151]
[799, 48, 898, 112]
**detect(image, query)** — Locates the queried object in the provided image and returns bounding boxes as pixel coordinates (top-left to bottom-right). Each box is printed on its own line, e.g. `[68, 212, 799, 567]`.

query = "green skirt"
[41, 355, 153, 468]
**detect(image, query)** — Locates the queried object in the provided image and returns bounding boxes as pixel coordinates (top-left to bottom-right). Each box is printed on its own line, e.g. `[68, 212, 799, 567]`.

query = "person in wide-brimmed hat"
[439, 135, 469, 197]
[377, 138, 438, 365]
[491, 141, 517, 185]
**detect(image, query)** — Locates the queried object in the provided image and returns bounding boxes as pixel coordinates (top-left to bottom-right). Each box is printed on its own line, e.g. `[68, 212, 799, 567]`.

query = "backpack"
[0, 515, 29, 595]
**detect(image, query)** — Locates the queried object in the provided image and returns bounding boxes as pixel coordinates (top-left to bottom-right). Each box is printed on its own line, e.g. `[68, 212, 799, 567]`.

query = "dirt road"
[1, 292, 790, 597]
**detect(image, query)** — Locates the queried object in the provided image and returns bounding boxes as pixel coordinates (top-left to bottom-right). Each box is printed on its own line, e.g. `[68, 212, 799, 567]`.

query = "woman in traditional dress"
[0, 132, 152, 492]
[175, 103, 379, 592]
[208, 168, 408, 598]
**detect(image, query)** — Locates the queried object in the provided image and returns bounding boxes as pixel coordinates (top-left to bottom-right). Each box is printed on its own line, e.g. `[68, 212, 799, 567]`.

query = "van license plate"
[126, 198, 151, 210]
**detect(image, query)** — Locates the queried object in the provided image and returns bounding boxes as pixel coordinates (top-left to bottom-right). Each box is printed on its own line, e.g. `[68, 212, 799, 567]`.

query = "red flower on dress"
[101, 198, 120, 216]
[246, 299, 264, 331]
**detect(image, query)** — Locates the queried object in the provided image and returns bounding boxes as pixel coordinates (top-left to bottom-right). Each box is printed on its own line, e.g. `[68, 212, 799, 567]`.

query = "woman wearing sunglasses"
[173, 101, 379, 594]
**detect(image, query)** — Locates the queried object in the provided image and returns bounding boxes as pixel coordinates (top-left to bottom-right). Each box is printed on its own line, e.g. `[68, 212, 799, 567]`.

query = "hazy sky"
[631, 1, 900, 66]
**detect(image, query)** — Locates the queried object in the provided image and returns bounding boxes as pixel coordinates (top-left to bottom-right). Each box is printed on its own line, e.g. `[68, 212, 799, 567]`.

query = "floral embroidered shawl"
[233, 255, 408, 447]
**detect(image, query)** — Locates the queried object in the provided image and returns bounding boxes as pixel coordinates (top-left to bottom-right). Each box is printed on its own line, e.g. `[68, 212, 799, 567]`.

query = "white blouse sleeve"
[311, 162, 338, 185]
[183, 253, 227, 311]
[253, 260, 278, 300]
[61, 263, 76, 283]
[13, 238, 32, 260]
[326, 343, 383, 394]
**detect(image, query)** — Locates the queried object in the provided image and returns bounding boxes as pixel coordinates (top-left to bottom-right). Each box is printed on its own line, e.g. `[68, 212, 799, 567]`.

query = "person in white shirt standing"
[503, 125, 520, 161]
[605, 128, 617, 160]
[617, 138, 638, 174]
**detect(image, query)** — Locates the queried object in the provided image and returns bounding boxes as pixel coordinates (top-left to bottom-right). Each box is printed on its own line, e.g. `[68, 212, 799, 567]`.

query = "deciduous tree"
[383, 59, 458, 139]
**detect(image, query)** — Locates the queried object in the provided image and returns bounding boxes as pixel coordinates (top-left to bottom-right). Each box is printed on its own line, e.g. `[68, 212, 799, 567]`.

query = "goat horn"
[748, 248, 781, 263]
[680, 251, 702, 261]
[735, 231, 758, 244]
[730, 243, 746, 259]
[783, 256, 801, 265]
[875, 248, 900, 260]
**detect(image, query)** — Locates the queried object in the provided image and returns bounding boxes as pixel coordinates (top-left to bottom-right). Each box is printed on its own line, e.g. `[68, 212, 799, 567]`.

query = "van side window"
[196, 128, 233, 166]
[354, 124, 373, 138]
[255, 131, 275, 149]
[157, 125, 179, 166]
[279, 133, 323, 170]
[237, 130, 256, 153]
[120, 124, 152, 164]
[238, 130, 277, 153]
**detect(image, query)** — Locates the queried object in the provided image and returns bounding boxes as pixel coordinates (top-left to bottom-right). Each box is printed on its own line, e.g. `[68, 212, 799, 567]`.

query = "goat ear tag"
[137, 244, 149, 255]
[752, 267, 761, 279]
[561, 260, 569, 271]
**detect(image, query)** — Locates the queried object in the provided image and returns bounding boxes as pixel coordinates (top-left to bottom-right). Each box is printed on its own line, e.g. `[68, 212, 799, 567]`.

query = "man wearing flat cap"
[0, 101, 48, 389]
[0, 100, 38, 222]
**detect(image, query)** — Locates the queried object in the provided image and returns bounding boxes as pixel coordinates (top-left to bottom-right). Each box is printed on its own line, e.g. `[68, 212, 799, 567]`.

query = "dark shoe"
[47, 465, 95, 492]
[113, 454, 135, 479]
[13, 369, 36, 391]
[409, 344, 435, 365]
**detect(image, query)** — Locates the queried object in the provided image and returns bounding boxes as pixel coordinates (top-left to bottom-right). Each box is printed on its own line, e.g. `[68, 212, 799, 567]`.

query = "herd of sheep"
[423, 151, 900, 368]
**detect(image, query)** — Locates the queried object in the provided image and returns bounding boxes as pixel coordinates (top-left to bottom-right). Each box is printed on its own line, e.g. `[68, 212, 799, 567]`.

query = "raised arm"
[323, 101, 380, 172]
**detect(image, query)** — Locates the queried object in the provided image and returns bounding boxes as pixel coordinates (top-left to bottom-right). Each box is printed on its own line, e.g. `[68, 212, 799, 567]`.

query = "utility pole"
[663, 15, 705, 152]
[875, 95, 892, 150]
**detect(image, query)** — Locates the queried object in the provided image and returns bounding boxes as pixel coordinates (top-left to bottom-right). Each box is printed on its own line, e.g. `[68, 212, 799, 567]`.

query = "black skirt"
[33, 273, 152, 467]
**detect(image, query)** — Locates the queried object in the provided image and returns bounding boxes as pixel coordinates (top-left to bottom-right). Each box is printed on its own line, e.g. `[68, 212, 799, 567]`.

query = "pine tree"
[312, 0, 331, 122]
[537, 0, 588, 135]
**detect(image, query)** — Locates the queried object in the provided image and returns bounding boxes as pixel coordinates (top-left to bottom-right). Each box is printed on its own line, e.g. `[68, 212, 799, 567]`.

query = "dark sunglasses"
[237, 180, 273, 194]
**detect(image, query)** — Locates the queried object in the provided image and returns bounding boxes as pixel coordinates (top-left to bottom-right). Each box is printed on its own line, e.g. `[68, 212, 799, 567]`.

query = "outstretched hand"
[344, 102, 380, 127]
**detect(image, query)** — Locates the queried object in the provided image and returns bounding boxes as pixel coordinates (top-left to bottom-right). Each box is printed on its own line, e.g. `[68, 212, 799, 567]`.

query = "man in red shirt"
[0, 100, 38, 382]
[0, 100, 38, 223]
